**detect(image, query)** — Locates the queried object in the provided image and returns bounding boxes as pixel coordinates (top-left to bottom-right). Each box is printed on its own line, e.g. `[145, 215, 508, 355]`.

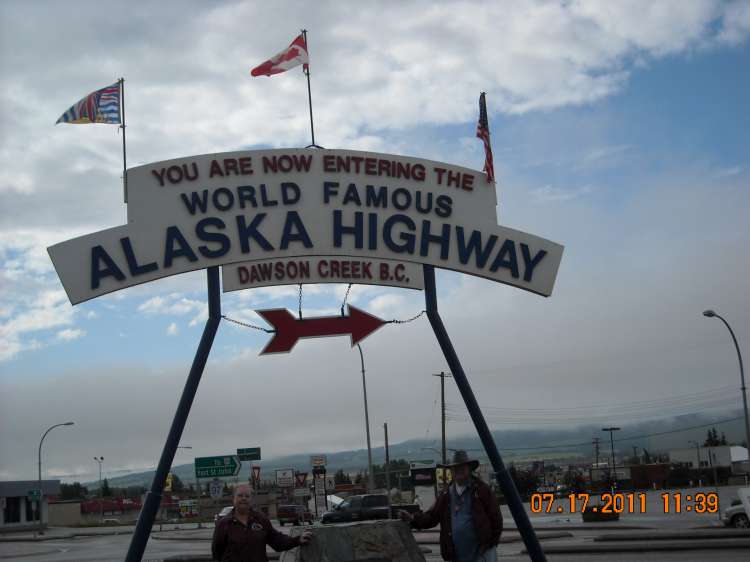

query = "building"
[668, 445, 749, 471]
[1, 480, 61, 533]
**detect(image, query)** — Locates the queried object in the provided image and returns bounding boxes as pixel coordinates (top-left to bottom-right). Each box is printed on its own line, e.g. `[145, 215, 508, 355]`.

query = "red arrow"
[256, 305, 386, 355]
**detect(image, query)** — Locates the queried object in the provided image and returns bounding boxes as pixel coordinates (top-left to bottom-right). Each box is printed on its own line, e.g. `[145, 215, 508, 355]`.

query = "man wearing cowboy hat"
[400, 450, 502, 562]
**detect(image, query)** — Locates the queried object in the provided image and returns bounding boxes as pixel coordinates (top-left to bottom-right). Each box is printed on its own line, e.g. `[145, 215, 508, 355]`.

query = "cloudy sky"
[1, 0, 749, 485]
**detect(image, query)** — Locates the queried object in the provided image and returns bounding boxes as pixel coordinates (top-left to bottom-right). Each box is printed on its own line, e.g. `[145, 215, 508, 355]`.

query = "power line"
[445, 397, 738, 424]
[486, 416, 744, 452]
[445, 384, 737, 413]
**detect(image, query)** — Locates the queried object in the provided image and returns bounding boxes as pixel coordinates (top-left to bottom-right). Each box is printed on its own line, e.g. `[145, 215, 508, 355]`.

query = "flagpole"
[301, 29, 320, 148]
[119, 77, 128, 203]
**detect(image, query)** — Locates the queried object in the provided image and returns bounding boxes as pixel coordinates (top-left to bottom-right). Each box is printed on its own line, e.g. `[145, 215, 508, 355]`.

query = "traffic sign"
[237, 447, 261, 461]
[409, 459, 436, 469]
[295, 472, 308, 487]
[310, 455, 327, 467]
[276, 468, 294, 487]
[195, 455, 241, 478]
[209, 479, 223, 499]
[27, 489, 41, 501]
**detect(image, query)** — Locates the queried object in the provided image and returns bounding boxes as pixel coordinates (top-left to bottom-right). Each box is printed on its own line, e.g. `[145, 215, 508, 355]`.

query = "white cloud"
[56, 328, 86, 342]
[531, 184, 594, 203]
[138, 294, 204, 318]
[717, 0, 750, 44]
[166, 322, 179, 336]
[0, 288, 76, 361]
[715, 165, 743, 178]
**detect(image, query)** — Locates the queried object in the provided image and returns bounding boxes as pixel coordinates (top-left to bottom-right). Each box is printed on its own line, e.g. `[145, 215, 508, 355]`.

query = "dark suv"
[321, 494, 390, 524]
[277, 504, 313, 526]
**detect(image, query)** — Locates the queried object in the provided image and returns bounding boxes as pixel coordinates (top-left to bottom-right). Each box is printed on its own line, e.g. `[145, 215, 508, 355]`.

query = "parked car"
[214, 505, 233, 523]
[722, 499, 749, 528]
[320, 494, 420, 524]
[277, 504, 313, 526]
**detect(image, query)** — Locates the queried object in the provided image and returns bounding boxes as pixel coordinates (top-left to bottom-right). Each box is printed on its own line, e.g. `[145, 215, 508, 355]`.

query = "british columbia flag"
[56, 82, 121, 124]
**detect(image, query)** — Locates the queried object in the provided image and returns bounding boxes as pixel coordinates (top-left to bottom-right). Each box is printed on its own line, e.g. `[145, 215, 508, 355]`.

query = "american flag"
[476, 92, 495, 183]
[56, 82, 121, 125]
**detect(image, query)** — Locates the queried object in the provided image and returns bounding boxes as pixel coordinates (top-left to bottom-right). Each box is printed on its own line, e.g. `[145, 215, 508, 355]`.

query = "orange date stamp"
[530, 492, 719, 514]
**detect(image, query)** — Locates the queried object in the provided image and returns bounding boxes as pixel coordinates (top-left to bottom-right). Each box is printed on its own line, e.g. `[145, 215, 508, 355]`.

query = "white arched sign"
[48, 149, 563, 304]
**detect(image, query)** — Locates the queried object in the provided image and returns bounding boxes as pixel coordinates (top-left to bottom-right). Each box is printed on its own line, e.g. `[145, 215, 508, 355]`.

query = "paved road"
[2, 534, 750, 562]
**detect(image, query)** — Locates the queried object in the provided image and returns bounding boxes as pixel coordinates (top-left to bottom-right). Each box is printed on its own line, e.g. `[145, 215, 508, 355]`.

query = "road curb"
[525, 538, 750, 554]
[594, 529, 750, 541]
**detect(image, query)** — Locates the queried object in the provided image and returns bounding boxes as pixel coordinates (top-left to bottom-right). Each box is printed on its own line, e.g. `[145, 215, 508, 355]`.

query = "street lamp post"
[602, 427, 620, 492]
[703, 310, 750, 458]
[94, 456, 104, 524]
[175, 446, 193, 493]
[37, 422, 74, 535]
[175, 446, 199, 527]
[357, 344, 375, 492]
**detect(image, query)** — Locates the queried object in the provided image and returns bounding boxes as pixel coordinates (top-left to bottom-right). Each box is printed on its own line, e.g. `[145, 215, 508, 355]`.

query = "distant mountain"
[85, 410, 745, 489]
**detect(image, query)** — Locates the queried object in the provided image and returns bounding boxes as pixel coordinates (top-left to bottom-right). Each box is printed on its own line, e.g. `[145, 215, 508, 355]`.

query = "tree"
[720, 432, 728, 446]
[704, 427, 721, 447]
[101, 478, 112, 497]
[334, 469, 351, 485]
[60, 482, 88, 500]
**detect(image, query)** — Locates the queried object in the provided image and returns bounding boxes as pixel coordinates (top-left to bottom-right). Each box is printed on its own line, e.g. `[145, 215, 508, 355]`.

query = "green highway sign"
[195, 455, 241, 478]
[27, 489, 41, 501]
[237, 447, 261, 461]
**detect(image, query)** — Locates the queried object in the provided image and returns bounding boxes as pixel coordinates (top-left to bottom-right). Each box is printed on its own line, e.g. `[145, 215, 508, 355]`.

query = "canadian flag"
[251, 34, 309, 77]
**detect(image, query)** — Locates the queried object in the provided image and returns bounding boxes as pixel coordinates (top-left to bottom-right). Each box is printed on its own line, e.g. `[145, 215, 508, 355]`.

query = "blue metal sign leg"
[125, 267, 222, 562]
[422, 265, 547, 562]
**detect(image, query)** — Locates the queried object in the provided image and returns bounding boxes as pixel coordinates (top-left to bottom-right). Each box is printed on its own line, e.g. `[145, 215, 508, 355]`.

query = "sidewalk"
[0, 522, 206, 542]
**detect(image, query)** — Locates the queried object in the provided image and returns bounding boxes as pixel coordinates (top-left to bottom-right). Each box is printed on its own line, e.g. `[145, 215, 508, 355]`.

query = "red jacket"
[212, 509, 300, 561]
[411, 477, 502, 561]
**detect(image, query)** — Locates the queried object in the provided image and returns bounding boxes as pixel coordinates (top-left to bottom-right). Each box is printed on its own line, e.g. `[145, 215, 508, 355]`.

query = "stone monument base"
[282, 520, 426, 562]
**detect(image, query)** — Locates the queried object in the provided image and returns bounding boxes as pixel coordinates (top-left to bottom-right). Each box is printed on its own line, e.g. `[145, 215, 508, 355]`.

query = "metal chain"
[221, 315, 275, 333]
[387, 310, 426, 324]
[298, 283, 303, 319]
[340, 283, 353, 316]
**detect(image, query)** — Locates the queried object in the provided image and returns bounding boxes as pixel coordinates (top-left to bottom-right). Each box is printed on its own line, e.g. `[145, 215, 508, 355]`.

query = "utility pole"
[94, 456, 104, 524]
[357, 344, 375, 492]
[602, 428, 620, 492]
[433, 372, 452, 465]
[688, 439, 702, 486]
[592, 438, 601, 466]
[384, 422, 391, 493]
[592, 438, 601, 488]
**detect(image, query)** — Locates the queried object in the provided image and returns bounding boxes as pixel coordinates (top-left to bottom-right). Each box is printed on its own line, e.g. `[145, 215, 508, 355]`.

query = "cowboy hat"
[441, 450, 479, 471]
